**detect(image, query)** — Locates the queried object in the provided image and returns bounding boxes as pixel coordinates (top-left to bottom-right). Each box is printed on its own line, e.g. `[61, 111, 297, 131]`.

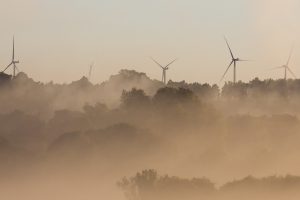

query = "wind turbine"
[220, 36, 249, 84]
[150, 57, 177, 85]
[88, 62, 95, 81]
[270, 46, 296, 80]
[2, 36, 20, 78]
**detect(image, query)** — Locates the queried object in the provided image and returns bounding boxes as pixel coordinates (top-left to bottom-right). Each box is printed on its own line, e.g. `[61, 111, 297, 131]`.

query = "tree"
[118, 170, 216, 200]
[153, 87, 197, 106]
[121, 88, 151, 109]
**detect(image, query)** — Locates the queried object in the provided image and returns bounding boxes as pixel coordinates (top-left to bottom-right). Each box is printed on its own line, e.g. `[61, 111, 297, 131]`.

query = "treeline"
[118, 169, 300, 200]
[222, 78, 300, 99]
[2, 70, 300, 119]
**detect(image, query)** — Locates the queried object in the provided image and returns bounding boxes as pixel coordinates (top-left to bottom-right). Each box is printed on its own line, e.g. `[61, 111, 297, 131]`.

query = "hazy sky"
[0, 0, 299, 84]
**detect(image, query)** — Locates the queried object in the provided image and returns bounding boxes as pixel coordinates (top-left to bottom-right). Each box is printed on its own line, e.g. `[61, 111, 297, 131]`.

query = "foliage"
[118, 169, 215, 200]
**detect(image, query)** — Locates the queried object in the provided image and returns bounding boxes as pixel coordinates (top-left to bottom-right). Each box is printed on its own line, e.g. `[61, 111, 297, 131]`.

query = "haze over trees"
[118, 170, 300, 200]
[1, 69, 300, 199]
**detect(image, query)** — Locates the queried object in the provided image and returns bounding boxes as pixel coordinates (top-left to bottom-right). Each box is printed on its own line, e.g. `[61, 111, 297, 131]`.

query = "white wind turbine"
[220, 36, 249, 84]
[150, 57, 177, 85]
[2, 36, 20, 78]
[270, 46, 297, 80]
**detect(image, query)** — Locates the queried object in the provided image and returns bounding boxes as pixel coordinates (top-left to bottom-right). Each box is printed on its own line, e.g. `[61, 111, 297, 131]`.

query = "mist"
[0, 70, 300, 199]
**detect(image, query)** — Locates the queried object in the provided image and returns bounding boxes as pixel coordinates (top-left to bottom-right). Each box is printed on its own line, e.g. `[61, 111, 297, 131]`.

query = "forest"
[118, 169, 300, 200]
[1, 70, 300, 200]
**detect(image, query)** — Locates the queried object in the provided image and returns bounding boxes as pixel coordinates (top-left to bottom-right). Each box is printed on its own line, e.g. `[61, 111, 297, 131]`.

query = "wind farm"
[1, 35, 297, 86]
[2, 1, 300, 200]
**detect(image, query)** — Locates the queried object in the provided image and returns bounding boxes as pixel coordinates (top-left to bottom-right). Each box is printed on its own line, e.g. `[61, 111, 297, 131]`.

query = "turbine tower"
[220, 36, 249, 84]
[150, 57, 177, 85]
[270, 46, 296, 80]
[2, 36, 20, 78]
[88, 62, 95, 81]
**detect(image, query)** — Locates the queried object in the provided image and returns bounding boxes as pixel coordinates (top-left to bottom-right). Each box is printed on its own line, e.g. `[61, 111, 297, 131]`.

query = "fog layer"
[1, 70, 300, 199]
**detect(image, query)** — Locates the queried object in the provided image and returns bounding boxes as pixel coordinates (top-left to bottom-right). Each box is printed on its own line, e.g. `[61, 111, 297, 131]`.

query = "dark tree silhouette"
[118, 169, 215, 200]
[153, 87, 198, 106]
[121, 88, 151, 109]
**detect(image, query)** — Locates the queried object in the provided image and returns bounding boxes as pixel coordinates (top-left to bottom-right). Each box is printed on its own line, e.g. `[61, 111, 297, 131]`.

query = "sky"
[0, 0, 299, 84]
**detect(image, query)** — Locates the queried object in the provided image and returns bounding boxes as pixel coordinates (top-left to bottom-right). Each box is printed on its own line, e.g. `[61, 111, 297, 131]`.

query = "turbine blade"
[238, 59, 252, 62]
[165, 58, 177, 68]
[287, 67, 297, 79]
[89, 65, 93, 79]
[12, 36, 15, 61]
[150, 57, 164, 69]
[220, 60, 234, 83]
[224, 36, 234, 59]
[2, 62, 13, 72]
[269, 66, 284, 71]
[286, 44, 294, 66]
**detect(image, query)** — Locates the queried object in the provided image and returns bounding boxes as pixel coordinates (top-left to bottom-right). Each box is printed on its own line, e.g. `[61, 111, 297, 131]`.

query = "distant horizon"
[0, 0, 299, 84]
[1, 36, 298, 85]
[6, 68, 298, 86]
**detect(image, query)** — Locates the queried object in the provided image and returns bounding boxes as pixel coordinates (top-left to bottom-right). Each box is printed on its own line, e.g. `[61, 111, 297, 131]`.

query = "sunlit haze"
[2, 1, 300, 200]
